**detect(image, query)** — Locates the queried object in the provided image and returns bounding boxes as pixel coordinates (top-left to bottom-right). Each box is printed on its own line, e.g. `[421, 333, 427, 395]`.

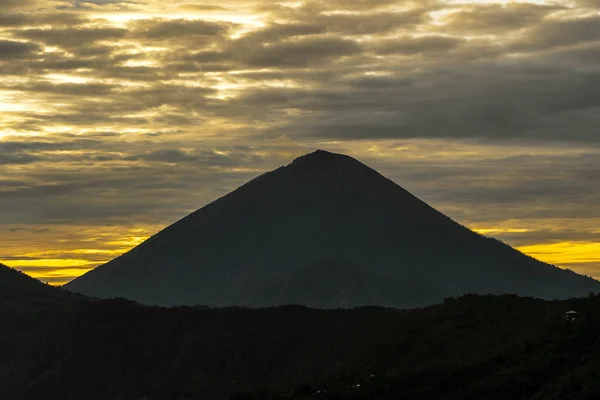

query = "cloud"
[178, 4, 229, 12]
[513, 15, 600, 51]
[237, 36, 362, 67]
[14, 27, 127, 48]
[309, 10, 428, 35]
[128, 18, 234, 42]
[126, 149, 205, 163]
[3, 81, 116, 96]
[575, 0, 600, 7]
[2, 0, 600, 280]
[0, 152, 41, 165]
[75, 0, 125, 4]
[0, 12, 88, 27]
[223, 52, 600, 143]
[438, 3, 564, 34]
[0, 0, 39, 10]
[372, 35, 464, 55]
[69, 0, 136, 10]
[238, 23, 327, 43]
[0, 40, 41, 59]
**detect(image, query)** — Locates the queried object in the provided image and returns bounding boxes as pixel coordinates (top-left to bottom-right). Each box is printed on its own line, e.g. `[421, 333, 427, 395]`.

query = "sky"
[1, 0, 600, 285]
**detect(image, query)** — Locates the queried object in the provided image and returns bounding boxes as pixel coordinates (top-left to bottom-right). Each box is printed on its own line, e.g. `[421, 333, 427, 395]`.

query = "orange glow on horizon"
[3, 227, 599, 285]
[1, 225, 156, 285]
[517, 242, 600, 272]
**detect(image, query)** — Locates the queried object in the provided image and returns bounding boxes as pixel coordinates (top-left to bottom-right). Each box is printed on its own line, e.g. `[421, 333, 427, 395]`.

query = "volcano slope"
[66, 150, 600, 307]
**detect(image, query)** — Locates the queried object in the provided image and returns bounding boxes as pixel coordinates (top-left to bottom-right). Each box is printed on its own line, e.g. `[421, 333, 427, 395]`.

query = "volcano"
[66, 150, 600, 307]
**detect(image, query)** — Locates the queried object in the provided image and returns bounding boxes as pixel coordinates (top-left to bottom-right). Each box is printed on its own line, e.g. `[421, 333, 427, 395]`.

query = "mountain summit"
[66, 150, 600, 307]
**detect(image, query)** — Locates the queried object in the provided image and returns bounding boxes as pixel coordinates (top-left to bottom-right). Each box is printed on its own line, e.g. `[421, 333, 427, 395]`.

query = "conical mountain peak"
[66, 151, 600, 308]
[235, 149, 382, 201]
[292, 149, 348, 162]
[289, 149, 364, 170]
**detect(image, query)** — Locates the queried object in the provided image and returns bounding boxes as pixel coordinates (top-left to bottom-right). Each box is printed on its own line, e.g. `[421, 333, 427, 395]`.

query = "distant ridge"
[66, 150, 600, 307]
[0, 263, 74, 301]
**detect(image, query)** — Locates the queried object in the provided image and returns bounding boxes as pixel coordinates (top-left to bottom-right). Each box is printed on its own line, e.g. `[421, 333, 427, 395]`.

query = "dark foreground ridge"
[2, 264, 600, 400]
[0, 262, 80, 303]
[66, 150, 600, 307]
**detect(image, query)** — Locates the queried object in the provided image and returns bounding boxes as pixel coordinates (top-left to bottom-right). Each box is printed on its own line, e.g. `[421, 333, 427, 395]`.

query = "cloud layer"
[1, 0, 599, 283]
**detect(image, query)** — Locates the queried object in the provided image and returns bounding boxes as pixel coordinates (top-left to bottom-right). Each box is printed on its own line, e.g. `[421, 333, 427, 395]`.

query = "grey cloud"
[126, 149, 199, 163]
[0, 136, 301, 225]
[237, 36, 362, 67]
[128, 18, 233, 42]
[124, 148, 260, 166]
[0, 40, 41, 59]
[12, 111, 150, 127]
[0, 256, 39, 260]
[513, 16, 600, 51]
[180, 50, 229, 63]
[118, 84, 216, 109]
[330, 0, 440, 10]
[0, 0, 39, 10]
[269, 6, 429, 35]
[311, 0, 405, 11]
[0, 165, 258, 225]
[439, 3, 564, 34]
[5, 227, 51, 233]
[178, 4, 229, 12]
[150, 114, 200, 126]
[75, 0, 125, 4]
[262, 0, 439, 15]
[0, 137, 114, 153]
[0, 12, 87, 27]
[142, 34, 362, 72]
[372, 150, 600, 225]
[26, 58, 104, 72]
[228, 68, 337, 83]
[311, 10, 429, 35]
[0, 137, 129, 164]
[4, 82, 216, 130]
[230, 54, 600, 143]
[372, 35, 464, 55]
[69, 0, 136, 10]
[575, 0, 600, 7]
[545, 42, 600, 65]
[2, 81, 116, 96]
[14, 27, 127, 48]
[0, 44, 125, 74]
[160, 60, 232, 73]
[0, 152, 41, 165]
[94, 65, 162, 81]
[240, 23, 327, 44]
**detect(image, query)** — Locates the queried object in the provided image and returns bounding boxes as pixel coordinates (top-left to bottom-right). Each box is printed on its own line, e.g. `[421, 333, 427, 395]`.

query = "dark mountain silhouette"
[2, 292, 600, 400]
[66, 150, 600, 307]
[0, 262, 73, 302]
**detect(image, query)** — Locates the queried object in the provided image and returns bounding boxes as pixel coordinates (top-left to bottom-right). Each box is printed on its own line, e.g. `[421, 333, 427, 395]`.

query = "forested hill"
[237, 295, 600, 400]
[0, 263, 80, 303]
[2, 281, 600, 399]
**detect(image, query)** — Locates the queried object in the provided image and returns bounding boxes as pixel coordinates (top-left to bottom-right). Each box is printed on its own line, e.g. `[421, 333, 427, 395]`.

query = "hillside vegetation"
[2, 270, 599, 400]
